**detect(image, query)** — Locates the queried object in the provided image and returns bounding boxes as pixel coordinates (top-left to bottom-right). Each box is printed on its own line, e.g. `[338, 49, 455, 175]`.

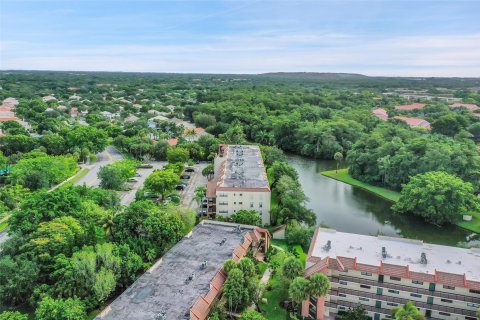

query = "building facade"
[206, 145, 271, 225]
[302, 229, 480, 320]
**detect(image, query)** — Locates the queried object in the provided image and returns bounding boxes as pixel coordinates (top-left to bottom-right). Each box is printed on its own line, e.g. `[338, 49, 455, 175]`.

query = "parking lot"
[178, 163, 208, 211]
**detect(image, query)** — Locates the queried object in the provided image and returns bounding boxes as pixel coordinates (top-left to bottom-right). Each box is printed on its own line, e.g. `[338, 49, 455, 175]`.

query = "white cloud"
[1, 32, 480, 76]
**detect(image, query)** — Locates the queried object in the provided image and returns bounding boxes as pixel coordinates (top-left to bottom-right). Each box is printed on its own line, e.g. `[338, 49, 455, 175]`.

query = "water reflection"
[286, 154, 475, 246]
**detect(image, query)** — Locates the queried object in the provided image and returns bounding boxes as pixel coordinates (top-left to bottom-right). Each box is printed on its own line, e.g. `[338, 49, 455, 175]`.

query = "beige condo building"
[302, 228, 480, 320]
[206, 144, 271, 225]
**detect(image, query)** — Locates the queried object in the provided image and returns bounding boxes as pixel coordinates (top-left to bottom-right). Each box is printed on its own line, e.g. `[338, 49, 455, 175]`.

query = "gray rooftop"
[96, 222, 252, 320]
[220, 145, 269, 189]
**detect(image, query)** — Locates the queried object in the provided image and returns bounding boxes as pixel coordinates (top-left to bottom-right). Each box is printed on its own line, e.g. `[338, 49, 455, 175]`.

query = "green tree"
[391, 301, 425, 320]
[65, 126, 108, 154]
[282, 256, 303, 281]
[239, 310, 267, 320]
[334, 151, 343, 173]
[308, 273, 330, 297]
[195, 186, 206, 206]
[166, 147, 190, 163]
[393, 171, 480, 225]
[0, 311, 28, 320]
[231, 210, 262, 226]
[202, 163, 214, 180]
[268, 161, 298, 187]
[223, 259, 237, 276]
[289, 277, 309, 309]
[0, 255, 39, 306]
[223, 268, 248, 312]
[98, 160, 137, 190]
[285, 220, 314, 251]
[35, 296, 86, 320]
[144, 170, 180, 200]
[336, 305, 370, 320]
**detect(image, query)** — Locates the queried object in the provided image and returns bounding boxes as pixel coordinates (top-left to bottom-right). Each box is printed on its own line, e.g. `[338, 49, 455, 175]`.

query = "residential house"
[372, 108, 388, 121]
[393, 116, 431, 130]
[394, 103, 427, 111]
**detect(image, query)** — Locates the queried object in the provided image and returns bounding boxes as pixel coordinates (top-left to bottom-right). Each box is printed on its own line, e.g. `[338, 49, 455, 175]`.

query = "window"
[470, 289, 480, 294]
[250, 202, 254, 208]
[438, 312, 450, 316]
[388, 289, 399, 294]
[410, 293, 422, 298]
[412, 280, 423, 285]
[360, 285, 371, 289]
[443, 285, 455, 290]
[361, 272, 372, 276]
[387, 302, 398, 307]
[440, 298, 452, 303]
[239, 193, 242, 196]
[233, 202, 236, 204]
[359, 297, 369, 302]
[338, 306, 346, 311]
[339, 280, 348, 285]
[219, 210, 228, 214]
[219, 194, 228, 198]
[339, 293, 347, 297]
[238, 202, 243, 205]
[467, 303, 479, 308]
[259, 202, 263, 208]
[390, 276, 401, 281]
[466, 317, 477, 320]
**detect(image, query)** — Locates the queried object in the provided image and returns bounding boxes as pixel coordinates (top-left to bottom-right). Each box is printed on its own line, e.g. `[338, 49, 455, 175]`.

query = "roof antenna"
[420, 252, 427, 265]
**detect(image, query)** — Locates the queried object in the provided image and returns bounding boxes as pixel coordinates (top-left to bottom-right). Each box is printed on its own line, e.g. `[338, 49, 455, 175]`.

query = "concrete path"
[74, 146, 124, 187]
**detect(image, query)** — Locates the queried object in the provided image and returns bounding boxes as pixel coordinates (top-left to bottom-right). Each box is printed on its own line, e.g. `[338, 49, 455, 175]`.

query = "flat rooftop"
[97, 222, 252, 320]
[311, 228, 480, 282]
[220, 145, 269, 189]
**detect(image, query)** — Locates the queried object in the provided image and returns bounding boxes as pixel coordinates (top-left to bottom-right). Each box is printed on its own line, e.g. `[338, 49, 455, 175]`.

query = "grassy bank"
[271, 239, 307, 266]
[321, 169, 480, 234]
[59, 167, 91, 189]
[321, 169, 401, 202]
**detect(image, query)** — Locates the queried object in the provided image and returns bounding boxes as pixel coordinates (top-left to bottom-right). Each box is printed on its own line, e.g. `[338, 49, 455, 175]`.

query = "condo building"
[302, 228, 480, 320]
[206, 145, 271, 225]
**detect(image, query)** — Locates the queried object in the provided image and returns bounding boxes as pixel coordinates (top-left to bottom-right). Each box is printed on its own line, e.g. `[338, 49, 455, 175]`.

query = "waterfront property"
[206, 144, 271, 225]
[302, 228, 480, 320]
[96, 221, 270, 320]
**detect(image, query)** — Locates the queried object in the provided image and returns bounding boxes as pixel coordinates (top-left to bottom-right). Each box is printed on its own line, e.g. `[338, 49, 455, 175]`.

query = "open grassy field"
[321, 169, 401, 202]
[322, 168, 480, 234]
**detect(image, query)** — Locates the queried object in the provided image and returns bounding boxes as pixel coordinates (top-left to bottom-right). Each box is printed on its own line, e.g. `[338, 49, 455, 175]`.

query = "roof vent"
[322, 240, 331, 252]
[420, 252, 427, 265]
[201, 260, 207, 269]
[155, 309, 167, 320]
[382, 247, 387, 259]
[220, 237, 227, 246]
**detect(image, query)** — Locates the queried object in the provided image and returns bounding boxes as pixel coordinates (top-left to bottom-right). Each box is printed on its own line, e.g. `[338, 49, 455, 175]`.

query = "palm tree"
[289, 277, 310, 312]
[333, 151, 343, 173]
[308, 273, 330, 297]
[392, 302, 425, 320]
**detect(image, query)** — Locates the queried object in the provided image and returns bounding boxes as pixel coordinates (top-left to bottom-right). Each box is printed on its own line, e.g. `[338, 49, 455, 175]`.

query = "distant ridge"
[259, 72, 369, 79]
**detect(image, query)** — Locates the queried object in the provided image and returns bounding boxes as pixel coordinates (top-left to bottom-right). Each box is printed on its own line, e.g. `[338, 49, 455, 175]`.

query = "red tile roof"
[393, 116, 431, 130]
[394, 103, 427, 111]
[372, 108, 388, 120]
[450, 103, 480, 111]
[167, 138, 178, 146]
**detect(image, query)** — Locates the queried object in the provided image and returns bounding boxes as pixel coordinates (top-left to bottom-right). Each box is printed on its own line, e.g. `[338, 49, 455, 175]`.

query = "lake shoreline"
[321, 168, 480, 234]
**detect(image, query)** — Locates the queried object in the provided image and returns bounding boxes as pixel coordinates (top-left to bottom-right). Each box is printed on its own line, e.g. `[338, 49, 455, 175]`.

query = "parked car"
[175, 184, 185, 191]
[198, 209, 207, 216]
[127, 178, 138, 183]
[180, 174, 191, 179]
[185, 167, 195, 172]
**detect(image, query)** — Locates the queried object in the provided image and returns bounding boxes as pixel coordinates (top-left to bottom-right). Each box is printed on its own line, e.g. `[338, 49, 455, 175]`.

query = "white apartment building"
[302, 228, 480, 320]
[206, 145, 271, 225]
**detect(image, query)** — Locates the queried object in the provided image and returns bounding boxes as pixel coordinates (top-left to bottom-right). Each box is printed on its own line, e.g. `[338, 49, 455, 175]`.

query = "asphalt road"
[74, 146, 124, 187]
[118, 161, 166, 206]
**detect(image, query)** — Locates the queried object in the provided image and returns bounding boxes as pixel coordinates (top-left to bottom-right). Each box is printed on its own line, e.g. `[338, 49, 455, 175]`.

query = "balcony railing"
[329, 287, 477, 317]
[330, 274, 480, 304]
[326, 300, 443, 320]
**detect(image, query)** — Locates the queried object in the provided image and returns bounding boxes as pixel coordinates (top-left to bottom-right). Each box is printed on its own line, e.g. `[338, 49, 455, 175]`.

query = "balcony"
[329, 287, 477, 318]
[330, 274, 480, 304]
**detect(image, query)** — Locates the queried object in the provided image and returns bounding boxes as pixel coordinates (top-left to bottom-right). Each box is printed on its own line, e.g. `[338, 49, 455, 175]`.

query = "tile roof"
[450, 103, 480, 111]
[393, 116, 431, 130]
[394, 103, 427, 111]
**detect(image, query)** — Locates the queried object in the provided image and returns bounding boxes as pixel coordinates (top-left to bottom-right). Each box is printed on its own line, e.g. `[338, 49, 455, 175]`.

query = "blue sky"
[1, 0, 479, 76]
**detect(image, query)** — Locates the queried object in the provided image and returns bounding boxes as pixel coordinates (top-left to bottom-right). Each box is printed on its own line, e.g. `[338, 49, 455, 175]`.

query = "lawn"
[259, 271, 289, 320]
[322, 169, 480, 234]
[0, 220, 8, 232]
[271, 239, 307, 266]
[59, 167, 91, 189]
[321, 168, 400, 202]
[457, 211, 480, 234]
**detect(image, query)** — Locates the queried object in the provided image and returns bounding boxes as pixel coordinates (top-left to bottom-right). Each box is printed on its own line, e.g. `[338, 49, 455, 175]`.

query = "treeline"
[0, 186, 195, 318]
[347, 123, 480, 191]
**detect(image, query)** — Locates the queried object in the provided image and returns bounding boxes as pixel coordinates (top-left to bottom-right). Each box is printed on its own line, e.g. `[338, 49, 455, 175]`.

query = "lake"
[286, 154, 477, 246]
